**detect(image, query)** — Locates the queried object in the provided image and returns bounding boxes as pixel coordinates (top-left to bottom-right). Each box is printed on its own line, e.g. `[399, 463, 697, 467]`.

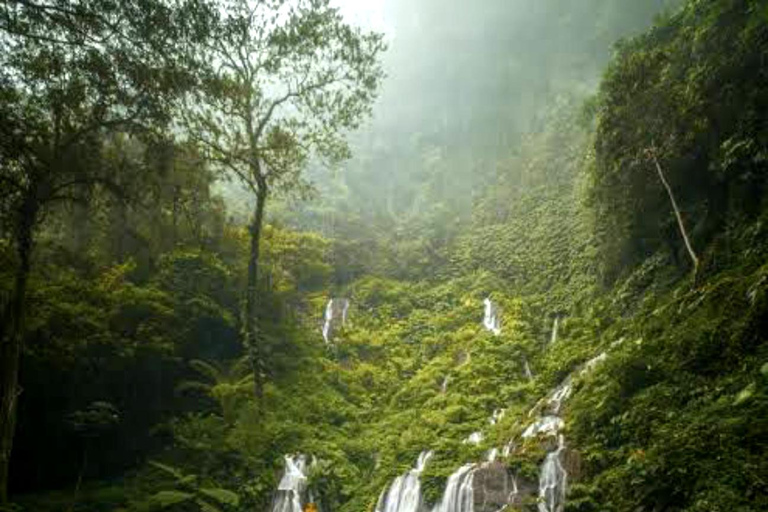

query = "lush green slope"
[6, 1, 768, 512]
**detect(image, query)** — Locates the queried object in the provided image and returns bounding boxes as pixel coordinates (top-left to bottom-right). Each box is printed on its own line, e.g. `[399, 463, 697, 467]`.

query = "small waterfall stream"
[521, 351, 608, 512]
[322, 298, 350, 343]
[431, 456, 518, 512]
[538, 435, 568, 512]
[462, 431, 484, 445]
[523, 358, 534, 381]
[271, 455, 311, 512]
[432, 464, 477, 512]
[441, 376, 451, 394]
[375, 451, 434, 512]
[482, 298, 502, 335]
[549, 316, 559, 345]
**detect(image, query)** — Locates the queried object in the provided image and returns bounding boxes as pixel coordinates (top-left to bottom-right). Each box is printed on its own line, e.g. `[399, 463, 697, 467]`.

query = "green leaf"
[195, 498, 223, 512]
[733, 382, 756, 406]
[199, 488, 240, 507]
[148, 461, 184, 480]
[149, 490, 194, 508]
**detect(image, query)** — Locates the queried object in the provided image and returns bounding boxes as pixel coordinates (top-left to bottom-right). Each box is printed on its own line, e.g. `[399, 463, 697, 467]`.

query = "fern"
[149, 490, 194, 508]
[199, 488, 240, 506]
[145, 461, 239, 511]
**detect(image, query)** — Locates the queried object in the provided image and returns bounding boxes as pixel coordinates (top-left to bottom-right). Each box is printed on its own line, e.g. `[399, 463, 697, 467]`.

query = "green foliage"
[589, 0, 768, 280]
[5, 3, 768, 512]
[565, 256, 768, 511]
[176, 359, 252, 425]
[136, 461, 240, 512]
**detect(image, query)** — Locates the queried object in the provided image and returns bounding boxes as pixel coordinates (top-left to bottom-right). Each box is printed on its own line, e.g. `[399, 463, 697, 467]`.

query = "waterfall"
[549, 316, 559, 345]
[489, 409, 505, 425]
[548, 380, 573, 415]
[271, 455, 310, 512]
[580, 352, 607, 375]
[524, 358, 534, 381]
[523, 389, 567, 512]
[537, 436, 567, 512]
[342, 299, 350, 324]
[485, 448, 499, 463]
[322, 298, 350, 343]
[375, 451, 433, 512]
[441, 376, 450, 394]
[522, 416, 564, 439]
[502, 440, 515, 458]
[462, 431, 484, 445]
[482, 298, 502, 335]
[522, 350, 611, 512]
[431, 464, 477, 512]
[322, 299, 334, 343]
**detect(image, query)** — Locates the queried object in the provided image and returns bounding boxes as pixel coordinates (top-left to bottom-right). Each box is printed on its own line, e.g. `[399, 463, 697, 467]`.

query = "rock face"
[432, 462, 538, 512]
[471, 462, 522, 512]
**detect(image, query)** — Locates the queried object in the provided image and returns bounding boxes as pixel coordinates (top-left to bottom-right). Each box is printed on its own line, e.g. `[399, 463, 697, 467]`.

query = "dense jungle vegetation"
[1, 0, 767, 511]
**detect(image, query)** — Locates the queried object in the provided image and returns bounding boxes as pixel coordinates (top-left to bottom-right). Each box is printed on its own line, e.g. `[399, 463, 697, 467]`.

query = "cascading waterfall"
[271, 455, 310, 512]
[538, 436, 567, 512]
[482, 299, 535, 385]
[375, 451, 433, 512]
[522, 351, 610, 512]
[522, 416, 564, 439]
[322, 298, 350, 343]
[382, 297, 616, 512]
[482, 298, 502, 335]
[502, 440, 515, 458]
[441, 376, 451, 394]
[432, 464, 477, 512]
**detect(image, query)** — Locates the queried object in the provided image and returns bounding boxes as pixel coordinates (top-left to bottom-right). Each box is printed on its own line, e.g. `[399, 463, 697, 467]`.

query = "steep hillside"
[3, 1, 767, 512]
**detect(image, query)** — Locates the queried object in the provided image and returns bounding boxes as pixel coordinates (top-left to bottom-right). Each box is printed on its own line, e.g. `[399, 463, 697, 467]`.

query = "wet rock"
[471, 462, 538, 512]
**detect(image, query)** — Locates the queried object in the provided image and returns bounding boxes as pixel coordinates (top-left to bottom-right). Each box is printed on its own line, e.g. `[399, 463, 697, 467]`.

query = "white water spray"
[482, 298, 502, 335]
[549, 316, 559, 345]
[375, 451, 433, 512]
[272, 455, 310, 512]
[322, 298, 350, 343]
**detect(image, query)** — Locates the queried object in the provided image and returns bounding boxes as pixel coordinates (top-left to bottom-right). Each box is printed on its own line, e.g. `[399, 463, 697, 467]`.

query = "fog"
[276, 1, 679, 253]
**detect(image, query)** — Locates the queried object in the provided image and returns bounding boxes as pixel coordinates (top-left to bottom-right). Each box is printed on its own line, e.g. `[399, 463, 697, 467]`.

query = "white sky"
[331, 0, 391, 33]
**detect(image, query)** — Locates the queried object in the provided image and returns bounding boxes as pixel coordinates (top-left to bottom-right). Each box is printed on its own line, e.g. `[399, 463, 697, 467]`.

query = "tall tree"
[184, 0, 385, 398]
[0, 0, 213, 501]
[590, 0, 768, 280]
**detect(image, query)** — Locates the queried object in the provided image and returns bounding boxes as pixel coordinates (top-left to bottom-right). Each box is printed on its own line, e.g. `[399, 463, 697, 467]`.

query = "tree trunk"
[0, 191, 38, 504]
[245, 181, 268, 400]
[651, 149, 700, 273]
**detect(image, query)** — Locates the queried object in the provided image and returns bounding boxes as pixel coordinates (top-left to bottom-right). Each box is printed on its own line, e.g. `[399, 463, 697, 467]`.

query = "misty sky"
[332, 0, 390, 33]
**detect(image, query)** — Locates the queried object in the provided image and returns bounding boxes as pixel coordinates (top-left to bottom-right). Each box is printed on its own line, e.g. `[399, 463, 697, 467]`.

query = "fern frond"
[148, 460, 185, 480]
[199, 487, 240, 507]
[149, 490, 194, 508]
[175, 380, 213, 395]
[189, 359, 222, 382]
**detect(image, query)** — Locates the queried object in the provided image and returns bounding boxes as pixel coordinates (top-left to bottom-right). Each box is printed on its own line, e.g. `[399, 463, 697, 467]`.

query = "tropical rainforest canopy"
[1, 0, 767, 511]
